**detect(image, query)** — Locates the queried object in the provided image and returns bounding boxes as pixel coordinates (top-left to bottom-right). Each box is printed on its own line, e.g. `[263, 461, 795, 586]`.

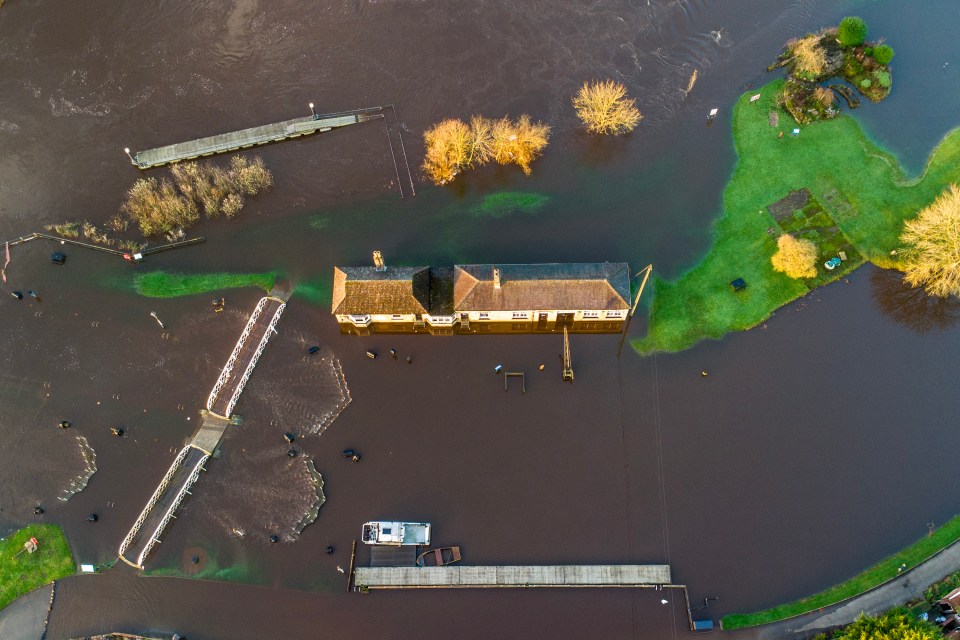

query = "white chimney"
[493, 267, 501, 289]
[373, 250, 385, 271]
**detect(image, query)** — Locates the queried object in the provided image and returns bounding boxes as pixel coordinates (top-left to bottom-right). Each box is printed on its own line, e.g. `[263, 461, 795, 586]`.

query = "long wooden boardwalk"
[118, 292, 288, 568]
[129, 108, 384, 169]
[354, 564, 672, 590]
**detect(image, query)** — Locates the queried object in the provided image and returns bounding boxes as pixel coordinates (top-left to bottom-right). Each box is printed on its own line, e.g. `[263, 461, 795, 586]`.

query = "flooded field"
[1, 0, 959, 638]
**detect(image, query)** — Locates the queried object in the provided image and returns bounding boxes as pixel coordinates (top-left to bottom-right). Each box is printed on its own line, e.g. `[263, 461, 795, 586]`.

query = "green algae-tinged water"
[0, 1, 958, 639]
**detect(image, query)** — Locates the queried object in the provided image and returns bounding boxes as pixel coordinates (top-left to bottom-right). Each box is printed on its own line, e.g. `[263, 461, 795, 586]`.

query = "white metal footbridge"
[118, 292, 288, 569]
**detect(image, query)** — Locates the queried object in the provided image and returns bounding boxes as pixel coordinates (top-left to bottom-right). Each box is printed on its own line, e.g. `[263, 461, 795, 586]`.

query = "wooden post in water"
[562, 327, 574, 382]
[347, 539, 358, 592]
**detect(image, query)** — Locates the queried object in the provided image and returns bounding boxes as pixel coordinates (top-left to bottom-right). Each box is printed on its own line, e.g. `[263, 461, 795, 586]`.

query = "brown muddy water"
[1, 1, 960, 638]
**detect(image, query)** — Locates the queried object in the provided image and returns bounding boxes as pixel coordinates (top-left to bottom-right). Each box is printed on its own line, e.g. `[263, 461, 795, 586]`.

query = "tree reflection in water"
[871, 267, 960, 334]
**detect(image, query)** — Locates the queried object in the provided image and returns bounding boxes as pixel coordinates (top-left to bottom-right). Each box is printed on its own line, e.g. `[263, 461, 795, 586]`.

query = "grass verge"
[133, 271, 277, 298]
[633, 79, 960, 354]
[0, 524, 76, 611]
[722, 514, 960, 629]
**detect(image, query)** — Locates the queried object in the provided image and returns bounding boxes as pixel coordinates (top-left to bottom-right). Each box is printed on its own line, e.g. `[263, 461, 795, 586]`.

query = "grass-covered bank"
[633, 79, 960, 354]
[133, 271, 277, 298]
[0, 524, 76, 611]
[721, 514, 960, 629]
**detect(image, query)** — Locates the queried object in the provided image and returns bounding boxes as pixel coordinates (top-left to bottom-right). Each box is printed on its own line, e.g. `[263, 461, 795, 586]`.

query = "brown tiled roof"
[453, 263, 630, 312]
[332, 266, 431, 315]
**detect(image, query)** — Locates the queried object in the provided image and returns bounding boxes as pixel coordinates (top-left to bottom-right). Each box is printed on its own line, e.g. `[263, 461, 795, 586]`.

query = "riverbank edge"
[721, 513, 960, 629]
[631, 79, 960, 355]
[0, 524, 77, 612]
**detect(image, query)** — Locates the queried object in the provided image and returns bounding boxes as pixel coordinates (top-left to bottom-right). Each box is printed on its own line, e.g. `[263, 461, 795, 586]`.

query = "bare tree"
[573, 79, 643, 135]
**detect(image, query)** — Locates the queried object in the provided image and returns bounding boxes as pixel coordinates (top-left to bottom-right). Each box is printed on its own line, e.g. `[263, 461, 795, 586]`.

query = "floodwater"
[1, 0, 959, 638]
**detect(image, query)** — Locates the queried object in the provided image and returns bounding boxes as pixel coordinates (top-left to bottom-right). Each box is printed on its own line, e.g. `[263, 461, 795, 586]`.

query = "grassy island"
[133, 270, 277, 298]
[0, 524, 76, 611]
[722, 514, 960, 629]
[633, 79, 960, 354]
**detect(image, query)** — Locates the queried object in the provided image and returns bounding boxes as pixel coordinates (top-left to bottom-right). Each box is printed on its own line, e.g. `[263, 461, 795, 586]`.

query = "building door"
[537, 312, 548, 330]
[557, 312, 574, 327]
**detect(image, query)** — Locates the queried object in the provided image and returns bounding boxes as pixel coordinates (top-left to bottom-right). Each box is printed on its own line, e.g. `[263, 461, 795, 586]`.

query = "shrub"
[791, 35, 828, 77]
[572, 79, 643, 135]
[860, 78, 872, 89]
[831, 609, 940, 640]
[837, 16, 867, 47]
[900, 184, 960, 297]
[813, 86, 834, 105]
[122, 156, 271, 235]
[873, 44, 895, 65]
[771, 234, 818, 279]
[874, 70, 891, 89]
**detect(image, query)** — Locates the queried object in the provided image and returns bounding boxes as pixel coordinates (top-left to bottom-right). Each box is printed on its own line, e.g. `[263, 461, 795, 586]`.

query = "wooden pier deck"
[130, 108, 383, 169]
[354, 564, 672, 590]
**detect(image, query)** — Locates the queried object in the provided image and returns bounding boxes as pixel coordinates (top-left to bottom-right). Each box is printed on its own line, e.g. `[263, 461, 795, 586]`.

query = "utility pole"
[616, 264, 653, 359]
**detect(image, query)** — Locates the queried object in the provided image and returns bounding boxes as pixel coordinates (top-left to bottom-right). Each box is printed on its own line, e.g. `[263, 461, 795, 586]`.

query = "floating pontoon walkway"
[129, 108, 384, 169]
[354, 564, 671, 590]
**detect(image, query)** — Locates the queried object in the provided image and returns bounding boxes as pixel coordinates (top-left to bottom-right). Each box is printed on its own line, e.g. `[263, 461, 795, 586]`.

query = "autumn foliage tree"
[572, 79, 643, 135]
[422, 114, 550, 184]
[771, 234, 818, 279]
[900, 183, 960, 297]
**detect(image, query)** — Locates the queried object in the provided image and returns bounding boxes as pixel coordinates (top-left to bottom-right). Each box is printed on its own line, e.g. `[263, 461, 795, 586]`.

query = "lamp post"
[309, 102, 317, 119]
[123, 147, 136, 165]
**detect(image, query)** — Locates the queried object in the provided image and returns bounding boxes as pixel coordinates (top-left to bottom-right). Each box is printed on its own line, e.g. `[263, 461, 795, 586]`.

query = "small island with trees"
[774, 15, 894, 124]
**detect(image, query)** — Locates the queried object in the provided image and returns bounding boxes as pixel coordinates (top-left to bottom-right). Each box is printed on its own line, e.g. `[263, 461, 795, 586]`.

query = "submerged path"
[117, 290, 289, 569]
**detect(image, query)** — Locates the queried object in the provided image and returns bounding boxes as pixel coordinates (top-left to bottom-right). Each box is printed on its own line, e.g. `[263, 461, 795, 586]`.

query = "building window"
[583, 311, 599, 319]
[605, 311, 624, 319]
[479, 312, 490, 320]
[512, 312, 528, 320]
[391, 314, 402, 320]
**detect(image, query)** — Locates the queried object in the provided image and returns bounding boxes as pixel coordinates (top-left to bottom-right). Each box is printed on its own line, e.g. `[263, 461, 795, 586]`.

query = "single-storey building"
[332, 256, 631, 335]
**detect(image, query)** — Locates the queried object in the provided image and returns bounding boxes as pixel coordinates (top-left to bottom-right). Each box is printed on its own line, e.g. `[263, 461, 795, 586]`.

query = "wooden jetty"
[128, 107, 384, 170]
[354, 564, 671, 590]
[118, 292, 289, 568]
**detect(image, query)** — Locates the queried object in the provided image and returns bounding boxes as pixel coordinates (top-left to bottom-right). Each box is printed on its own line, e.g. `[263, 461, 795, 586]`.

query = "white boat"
[361, 521, 431, 546]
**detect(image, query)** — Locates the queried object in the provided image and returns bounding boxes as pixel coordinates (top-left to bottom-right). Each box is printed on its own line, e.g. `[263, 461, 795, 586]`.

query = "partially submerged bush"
[422, 114, 549, 184]
[837, 16, 867, 47]
[771, 234, 818, 279]
[572, 79, 643, 135]
[813, 86, 834, 106]
[873, 44, 894, 65]
[874, 70, 891, 89]
[123, 156, 272, 235]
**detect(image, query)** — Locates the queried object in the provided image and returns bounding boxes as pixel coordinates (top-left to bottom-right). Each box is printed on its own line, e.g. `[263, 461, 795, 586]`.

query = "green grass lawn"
[722, 514, 960, 629]
[0, 524, 76, 611]
[633, 79, 960, 354]
[133, 270, 277, 298]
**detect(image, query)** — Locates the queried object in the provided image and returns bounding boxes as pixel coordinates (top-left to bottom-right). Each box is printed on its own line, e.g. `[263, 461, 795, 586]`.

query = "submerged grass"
[292, 278, 332, 307]
[0, 524, 75, 611]
[722, 514, 960, 629]
[634, 79, 960, 354]
[470, 191, 549, 218]
[134, 271, 277, 298]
